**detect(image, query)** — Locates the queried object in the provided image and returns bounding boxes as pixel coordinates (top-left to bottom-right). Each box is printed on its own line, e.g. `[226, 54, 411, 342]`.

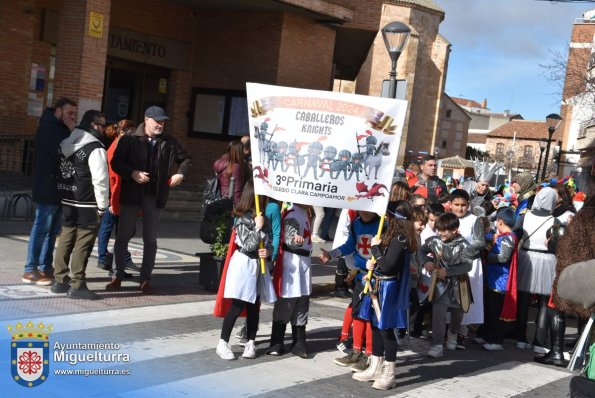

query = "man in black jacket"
[107, 106, 191, 294]
[23, 98, 77, 286]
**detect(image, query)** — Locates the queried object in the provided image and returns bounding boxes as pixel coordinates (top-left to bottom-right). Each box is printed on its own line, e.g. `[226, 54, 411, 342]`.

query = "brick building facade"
[0, 0, 385, 185]
[559, 10, 595, 187]
[486, 120, 560, 179]
[435, 94, 471, 159]
[352, 0, 449, 164]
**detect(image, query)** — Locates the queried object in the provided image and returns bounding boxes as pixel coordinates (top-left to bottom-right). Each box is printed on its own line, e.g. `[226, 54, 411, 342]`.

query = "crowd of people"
[23, 99, 191, 299]
[21, 98, 593, 391]
[211, 150, 593, 392]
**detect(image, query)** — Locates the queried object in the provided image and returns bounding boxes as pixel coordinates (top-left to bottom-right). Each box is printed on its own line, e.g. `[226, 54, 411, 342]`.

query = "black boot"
[533, 296, 550, 349]
[516, 291, 531, 344]
[291, 325, 308, 359]
[266, 322, 286, 356]
[535, 312, 566, 367]
[334, 258, 350, 298]
[291, 324, 298, 349]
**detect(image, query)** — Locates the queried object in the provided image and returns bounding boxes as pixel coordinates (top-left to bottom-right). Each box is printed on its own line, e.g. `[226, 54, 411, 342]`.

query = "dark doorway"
[103, 58, 170, 125]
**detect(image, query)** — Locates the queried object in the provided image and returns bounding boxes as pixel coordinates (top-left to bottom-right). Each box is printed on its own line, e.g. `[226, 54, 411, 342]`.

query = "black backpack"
[199, 172, 233, 244]
[203, 172, 223, 205]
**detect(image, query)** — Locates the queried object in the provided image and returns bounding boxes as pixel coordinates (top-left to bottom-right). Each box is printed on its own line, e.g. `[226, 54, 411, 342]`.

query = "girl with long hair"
[216, 180, 276, 360]
[353, 200, 418, 390]
[213, 140, 245, 205]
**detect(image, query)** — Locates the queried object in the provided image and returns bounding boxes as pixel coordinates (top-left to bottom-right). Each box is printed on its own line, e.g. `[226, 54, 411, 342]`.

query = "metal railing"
[0, 135, 35, 177]
[0, 134, 35, 220]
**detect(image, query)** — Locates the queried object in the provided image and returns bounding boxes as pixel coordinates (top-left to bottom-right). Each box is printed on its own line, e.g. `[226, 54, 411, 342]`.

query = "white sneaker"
[483, 343, 504, 351]
[427, 344, 444, 358]
[216, 339, 236, 360]
[516, 341, 532, 349]
[533, 345, 548, 355]
[446, 331, 457, 351]
[311, 235, 326, 243]
[473, 337, 487, 345]
[242, 340, 256, 359]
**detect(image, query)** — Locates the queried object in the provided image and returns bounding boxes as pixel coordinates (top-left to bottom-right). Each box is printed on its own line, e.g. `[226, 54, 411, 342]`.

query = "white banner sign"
[246, 83, 408, 214]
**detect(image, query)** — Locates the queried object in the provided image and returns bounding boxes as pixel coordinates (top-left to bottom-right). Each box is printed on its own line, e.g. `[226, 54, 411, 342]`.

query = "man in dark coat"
[23, 97, 77, 285]
[107, 106, 191, 294]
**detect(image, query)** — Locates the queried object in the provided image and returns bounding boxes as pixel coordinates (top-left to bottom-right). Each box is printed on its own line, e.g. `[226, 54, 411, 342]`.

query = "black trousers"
[220, 298, 260, 342]
[478, 289, 510, 344]
[372, 325, 397, 362]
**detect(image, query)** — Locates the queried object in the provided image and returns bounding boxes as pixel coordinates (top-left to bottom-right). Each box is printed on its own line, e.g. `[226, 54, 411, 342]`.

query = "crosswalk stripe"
[392, 361, 570, 398]
[1, 298, 344, 340]
[120, 315, 342, 363]
[1, 301, 216, 337]
[315, 297, 352, 309]
[120, 349, 350, 398]
[1, 296, 570, 397]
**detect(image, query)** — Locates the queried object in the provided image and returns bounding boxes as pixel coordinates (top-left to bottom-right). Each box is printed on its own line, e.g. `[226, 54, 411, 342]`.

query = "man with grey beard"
[107, 106, 191, 294]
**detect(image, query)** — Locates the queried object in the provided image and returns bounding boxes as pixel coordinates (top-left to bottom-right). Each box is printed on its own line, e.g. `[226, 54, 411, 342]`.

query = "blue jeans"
[25, 204, 63, 273]
[97, 210, 131, 264]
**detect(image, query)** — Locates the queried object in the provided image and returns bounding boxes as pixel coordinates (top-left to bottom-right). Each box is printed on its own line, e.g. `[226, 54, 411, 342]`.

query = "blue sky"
[435, 0, 592, 120]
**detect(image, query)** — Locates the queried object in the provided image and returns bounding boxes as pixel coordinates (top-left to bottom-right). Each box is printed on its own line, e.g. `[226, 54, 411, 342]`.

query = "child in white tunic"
[216, 182, 276, 360]
[267, 203, 312, 358]
[449, 189, 487, 349]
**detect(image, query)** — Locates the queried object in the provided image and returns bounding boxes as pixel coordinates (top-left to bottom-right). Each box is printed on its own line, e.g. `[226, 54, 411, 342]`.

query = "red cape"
[499, 233, 518, 322]
[213, 229, 247, 318]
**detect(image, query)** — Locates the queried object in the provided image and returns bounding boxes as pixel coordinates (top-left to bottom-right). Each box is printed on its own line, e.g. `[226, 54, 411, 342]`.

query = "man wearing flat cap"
[108, 106, 191, 294]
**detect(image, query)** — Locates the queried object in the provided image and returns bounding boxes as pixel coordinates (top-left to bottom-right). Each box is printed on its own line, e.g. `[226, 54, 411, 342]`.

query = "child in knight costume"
[320, 211, 381, 372]
[474, 207, 518, 351]
[352, 201, 416, 390]
[214, 181, 276, 360]
[267, 203, 313, 359]
[450, 189, 487, 349]
[421, 212, 474, 358]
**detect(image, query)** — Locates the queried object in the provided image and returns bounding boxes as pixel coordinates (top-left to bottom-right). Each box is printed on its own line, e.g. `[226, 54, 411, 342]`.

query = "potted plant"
[199, 213, 231, 291]
[210, 220, 230, 259]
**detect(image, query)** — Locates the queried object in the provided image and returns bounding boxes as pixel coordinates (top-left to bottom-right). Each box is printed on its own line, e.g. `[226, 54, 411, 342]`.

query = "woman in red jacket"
[97, 120, 138, 275]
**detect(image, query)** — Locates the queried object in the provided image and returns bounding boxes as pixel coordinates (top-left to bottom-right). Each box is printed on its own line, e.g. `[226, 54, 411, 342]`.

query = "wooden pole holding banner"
[254, 193, 267, 274]
[363, 214, 386, 294]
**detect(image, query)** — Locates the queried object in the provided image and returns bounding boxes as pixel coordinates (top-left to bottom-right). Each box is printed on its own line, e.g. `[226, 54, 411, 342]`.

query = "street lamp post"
[541, 113, 562, 181]
[381, 21, 411, 99]
[535, 138, 547, 182]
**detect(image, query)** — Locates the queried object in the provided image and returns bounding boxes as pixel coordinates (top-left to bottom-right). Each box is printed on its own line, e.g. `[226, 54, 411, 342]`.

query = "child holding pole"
[353, 200, 416, 390]
[214, 181, 276, 360]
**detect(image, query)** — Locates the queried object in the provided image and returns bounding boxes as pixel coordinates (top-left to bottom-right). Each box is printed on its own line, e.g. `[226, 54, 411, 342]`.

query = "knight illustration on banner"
[246, 83, 408, 214]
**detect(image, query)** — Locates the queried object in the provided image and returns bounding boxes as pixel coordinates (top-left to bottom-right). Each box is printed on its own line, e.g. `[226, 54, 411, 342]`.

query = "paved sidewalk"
[0, 220, 339, 320]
